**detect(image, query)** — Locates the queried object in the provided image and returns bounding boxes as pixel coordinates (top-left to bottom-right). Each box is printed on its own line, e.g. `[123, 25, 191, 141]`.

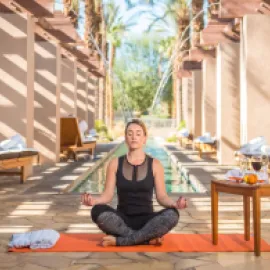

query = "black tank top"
[116, 154, 154, 215]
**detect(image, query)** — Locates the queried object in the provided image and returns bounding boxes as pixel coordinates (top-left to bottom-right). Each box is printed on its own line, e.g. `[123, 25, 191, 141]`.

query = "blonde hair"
[125, 119, 148, 136]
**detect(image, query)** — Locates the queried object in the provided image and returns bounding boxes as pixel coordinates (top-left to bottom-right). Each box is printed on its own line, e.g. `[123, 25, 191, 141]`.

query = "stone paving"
[1, 142, 270, 269]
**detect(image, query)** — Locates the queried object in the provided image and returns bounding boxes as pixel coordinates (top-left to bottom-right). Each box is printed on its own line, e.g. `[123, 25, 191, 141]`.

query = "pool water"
[73, 138, 197, 193]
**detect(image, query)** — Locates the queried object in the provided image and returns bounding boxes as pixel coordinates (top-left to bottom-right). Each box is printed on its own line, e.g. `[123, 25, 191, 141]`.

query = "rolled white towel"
[9, 229, 60, 249]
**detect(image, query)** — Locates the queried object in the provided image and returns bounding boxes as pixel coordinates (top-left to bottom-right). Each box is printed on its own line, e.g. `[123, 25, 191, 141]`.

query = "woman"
[81, 119, 187, 247]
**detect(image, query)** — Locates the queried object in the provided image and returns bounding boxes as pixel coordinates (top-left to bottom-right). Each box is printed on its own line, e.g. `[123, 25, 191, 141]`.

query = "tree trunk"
[84, 0, 96, 54]
[108, 44, 116, 128]
[208, 0, 220, 17]
[63, 0, 71, 16]
[192, 0, 204, 47]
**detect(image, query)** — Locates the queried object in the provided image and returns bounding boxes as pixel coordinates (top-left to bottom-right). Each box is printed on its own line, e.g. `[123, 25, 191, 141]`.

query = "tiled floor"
[0, 142, 270, 269]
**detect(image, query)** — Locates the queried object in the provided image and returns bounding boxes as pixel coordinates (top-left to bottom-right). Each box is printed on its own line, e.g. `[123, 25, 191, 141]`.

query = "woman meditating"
[81, 119, 187, 247]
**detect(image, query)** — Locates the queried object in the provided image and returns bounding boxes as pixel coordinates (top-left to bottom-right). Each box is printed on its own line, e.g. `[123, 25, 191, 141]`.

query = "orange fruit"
[243, 174, 258, 184]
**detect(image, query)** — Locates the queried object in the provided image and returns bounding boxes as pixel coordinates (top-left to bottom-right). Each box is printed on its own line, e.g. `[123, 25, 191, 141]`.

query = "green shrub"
[177, 120, 186, 131]
[166, 135, 177, 143]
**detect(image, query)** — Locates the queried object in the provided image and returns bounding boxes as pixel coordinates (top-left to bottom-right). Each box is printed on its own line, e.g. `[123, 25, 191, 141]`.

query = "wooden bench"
[0, 150, 39, 183]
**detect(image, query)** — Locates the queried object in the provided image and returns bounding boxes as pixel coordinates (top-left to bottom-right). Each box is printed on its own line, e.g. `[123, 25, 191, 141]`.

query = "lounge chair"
[60, 117, 97, 161]
[193, 133, 217, 158]
[0, 149, 39, 183]
[177, 129, 193, 149]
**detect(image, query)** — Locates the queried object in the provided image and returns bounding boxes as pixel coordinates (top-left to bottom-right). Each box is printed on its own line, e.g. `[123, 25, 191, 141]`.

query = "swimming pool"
[73, 138, 197, 193]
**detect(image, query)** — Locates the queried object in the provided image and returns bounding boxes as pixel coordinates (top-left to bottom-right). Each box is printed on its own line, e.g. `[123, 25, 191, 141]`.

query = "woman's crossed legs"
[91, 204, 179, 246]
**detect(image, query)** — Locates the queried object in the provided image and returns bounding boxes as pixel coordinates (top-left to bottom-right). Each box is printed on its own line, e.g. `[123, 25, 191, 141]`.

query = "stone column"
[34, 38, 61, 163]
[98, 77, 104, 121]
[60, 57, 76, 116]
[216, 42, 240, 165]
[76, 67, 87, 121]
[182, 77, 193, 132]
[87, 76, 96, 128]
[240, 15, 270, 144]
[202, 57, 217, 136]
[192, 70, 202, 138]
[175, 78, 181, 126]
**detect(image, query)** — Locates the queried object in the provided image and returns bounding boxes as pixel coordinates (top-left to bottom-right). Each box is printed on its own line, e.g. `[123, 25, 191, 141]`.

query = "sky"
[54, 0, 175, 39]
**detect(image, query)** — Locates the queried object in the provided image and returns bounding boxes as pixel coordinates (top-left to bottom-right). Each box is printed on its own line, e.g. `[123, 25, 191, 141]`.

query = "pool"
[73, 138, 197, 193]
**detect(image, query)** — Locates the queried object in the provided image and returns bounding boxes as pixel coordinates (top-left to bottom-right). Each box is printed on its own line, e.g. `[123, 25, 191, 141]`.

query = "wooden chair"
[0, 150, 39, 183]
[179, 134, 193, 149]
[60, 117, 96, 161]
[194, 140, 217, 159]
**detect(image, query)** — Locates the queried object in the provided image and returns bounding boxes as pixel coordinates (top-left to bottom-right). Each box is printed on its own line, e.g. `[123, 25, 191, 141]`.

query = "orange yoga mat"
[8, 234, 270, 253]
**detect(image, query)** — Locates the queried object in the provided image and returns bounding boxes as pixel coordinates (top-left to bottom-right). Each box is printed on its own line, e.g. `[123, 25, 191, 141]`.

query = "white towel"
[194, 132, 215, 144]
[78, 120, 88, 141]
[176, 128, 189, 138]
[9, 229, 60, 249]
[239, 136, 267, 155]
[88, 128, 98, 138]
[0, 134, 26, 151]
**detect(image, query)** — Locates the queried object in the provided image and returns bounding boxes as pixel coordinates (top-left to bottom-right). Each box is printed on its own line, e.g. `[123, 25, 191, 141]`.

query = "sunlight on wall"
[36, 70, 56, 84]
[35, 43, 55, 59]
[62, 82, 74, 92]
[0, 95, 13, 106]
[0, 121, 20, 137]
[0, 17, 26, 38]
[4, 54, 27, 70]
[60, 93, 76, 108]
[0, 68, 27, 97]
[34, 82, 57, 104]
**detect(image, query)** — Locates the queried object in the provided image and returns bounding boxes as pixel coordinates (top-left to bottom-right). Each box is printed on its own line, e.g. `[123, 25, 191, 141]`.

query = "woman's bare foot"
[101, 235, 117, 247]
[149, 237, 163, 246]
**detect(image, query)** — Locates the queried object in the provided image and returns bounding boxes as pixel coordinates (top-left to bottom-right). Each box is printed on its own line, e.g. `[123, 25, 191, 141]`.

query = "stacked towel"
[176, 128, 189, 138]
[9, 229, 60, 249]
[78, 120, 88, 141]
[239, 136, 267, 155]
[194, 132, 215, 144]
[0, 134, 26, 151]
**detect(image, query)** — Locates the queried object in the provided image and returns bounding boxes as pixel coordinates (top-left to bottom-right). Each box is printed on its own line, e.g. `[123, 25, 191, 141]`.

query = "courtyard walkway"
[1, 142, 270, 270]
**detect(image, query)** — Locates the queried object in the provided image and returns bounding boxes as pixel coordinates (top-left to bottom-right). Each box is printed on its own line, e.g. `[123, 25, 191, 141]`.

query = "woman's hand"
[81, 193, 96, 206]
[172, 196, 187, 209]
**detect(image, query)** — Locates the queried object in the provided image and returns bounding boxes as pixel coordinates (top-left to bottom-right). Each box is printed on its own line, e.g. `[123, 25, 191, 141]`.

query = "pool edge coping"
[61, 140, 124, 194]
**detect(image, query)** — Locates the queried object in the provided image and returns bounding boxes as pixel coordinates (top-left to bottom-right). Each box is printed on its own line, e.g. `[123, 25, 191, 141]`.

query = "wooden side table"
[211, 180, 270, 256]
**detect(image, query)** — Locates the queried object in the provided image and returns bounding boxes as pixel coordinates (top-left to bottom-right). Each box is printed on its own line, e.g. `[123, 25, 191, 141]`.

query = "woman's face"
[125, 123, 147, 150]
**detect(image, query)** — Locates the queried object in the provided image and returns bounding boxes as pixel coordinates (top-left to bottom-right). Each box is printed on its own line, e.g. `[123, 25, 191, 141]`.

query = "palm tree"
[146, 0, 190, 118]
[191, 0, 204, 46]
[208, 0, 219, 17]
[104, 0, 136, 127]
[84, 0, 98, 55]
[63, 0, 79, 27]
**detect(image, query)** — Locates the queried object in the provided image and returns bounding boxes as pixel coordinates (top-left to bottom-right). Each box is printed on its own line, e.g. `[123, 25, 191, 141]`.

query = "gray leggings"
[91, 204, 179, 246]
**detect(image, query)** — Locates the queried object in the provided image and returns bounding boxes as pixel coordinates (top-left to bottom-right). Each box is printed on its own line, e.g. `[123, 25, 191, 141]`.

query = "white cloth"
[194, 132, 215, 144]
[176, 128, 189, 138]
[89, 128, 98, 137]
[78, 120, 88, 141]
[239, 136, 267, 155]
[0, 134, 26, 151]
[9, 229, 60, 249]
[225, 169, 243, 180]
[225, 169, 268, 182]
